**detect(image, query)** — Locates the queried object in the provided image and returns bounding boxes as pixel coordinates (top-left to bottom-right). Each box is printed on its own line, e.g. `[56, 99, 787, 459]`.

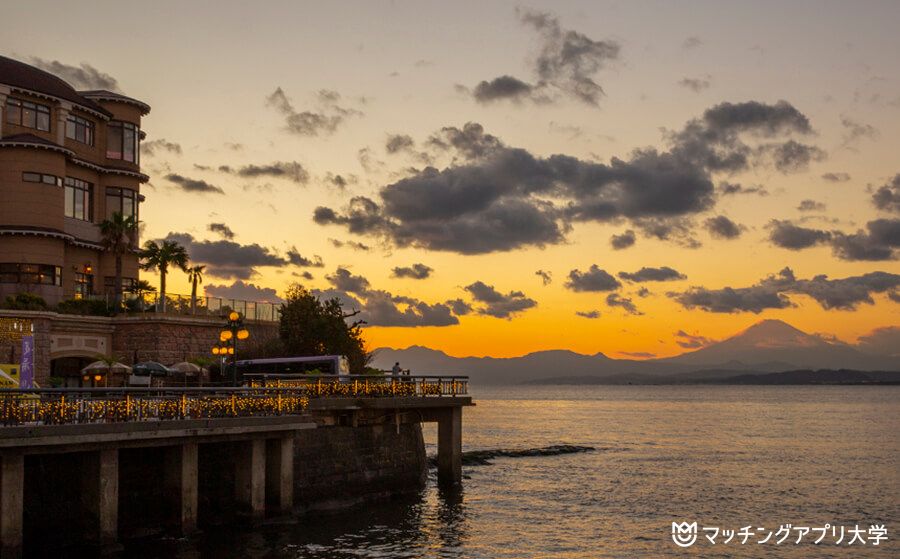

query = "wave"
[428, 444, 595, 467]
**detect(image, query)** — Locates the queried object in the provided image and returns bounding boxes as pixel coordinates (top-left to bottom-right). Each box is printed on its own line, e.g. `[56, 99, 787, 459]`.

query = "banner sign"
[20, 335, 34, 389]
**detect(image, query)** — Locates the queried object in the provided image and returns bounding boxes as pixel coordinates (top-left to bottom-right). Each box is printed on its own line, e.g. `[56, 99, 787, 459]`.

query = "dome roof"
[0, 55, 112, 118]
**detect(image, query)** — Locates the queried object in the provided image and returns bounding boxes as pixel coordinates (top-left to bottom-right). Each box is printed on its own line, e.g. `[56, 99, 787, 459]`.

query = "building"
[0, 55, 149, 306]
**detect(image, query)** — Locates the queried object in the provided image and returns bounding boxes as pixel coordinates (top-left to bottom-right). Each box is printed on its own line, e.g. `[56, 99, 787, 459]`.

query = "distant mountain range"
[371, 319, 900, 384]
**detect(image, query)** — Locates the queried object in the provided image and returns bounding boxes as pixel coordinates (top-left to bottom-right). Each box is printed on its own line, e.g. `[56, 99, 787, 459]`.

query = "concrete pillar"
[234, 440, 265, 520]
[0, 88, 8, 138]
[164, 443, 198, 535]
[437, 406, 463, 487]
[56, 103, 71, 145]
[0, 453, 24, 558]
[81, 449, 118, 546]
[265, 436, 294, 514]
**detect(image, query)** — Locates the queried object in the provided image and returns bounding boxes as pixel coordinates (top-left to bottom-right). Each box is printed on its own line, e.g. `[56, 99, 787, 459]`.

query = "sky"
[3, 0, 899, 358]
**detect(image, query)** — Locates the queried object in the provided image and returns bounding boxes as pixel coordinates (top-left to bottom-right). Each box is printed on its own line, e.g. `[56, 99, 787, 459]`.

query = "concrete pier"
[80, 449, 119, 546]
[234, 439, 266, 520]
[266, 436, 294, 514]
[436, 406, 463, 487]
[164, 443, 198, 535]
[0, 454, 23, 558]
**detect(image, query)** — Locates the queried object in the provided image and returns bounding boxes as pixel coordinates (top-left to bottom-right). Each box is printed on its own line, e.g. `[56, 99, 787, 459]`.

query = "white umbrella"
[81, 361, 132, 373]
[170, 361, 201, 374]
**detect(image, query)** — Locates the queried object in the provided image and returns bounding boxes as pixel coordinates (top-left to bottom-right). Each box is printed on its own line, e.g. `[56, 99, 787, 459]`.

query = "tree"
[131, 279, 156, 312]
[187, 265, 206, 314]
[99, 212, 137, 313]
[139, 240, 189, 312]
[277, 284, 369, 373]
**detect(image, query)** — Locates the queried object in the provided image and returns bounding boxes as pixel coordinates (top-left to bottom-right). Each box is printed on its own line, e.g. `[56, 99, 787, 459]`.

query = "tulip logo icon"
[672, 522, 698, 547]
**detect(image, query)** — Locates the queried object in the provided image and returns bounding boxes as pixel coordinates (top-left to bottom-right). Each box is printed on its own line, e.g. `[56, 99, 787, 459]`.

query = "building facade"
[0, 55, 149, 306]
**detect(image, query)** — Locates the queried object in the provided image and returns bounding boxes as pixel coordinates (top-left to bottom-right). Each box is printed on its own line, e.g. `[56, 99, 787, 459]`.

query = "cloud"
[619, 351, 656, 359]
[606, 293, 641, 315]
[142, 139, 182, 157]
[535, 269, 552, 285]
[821, 172, 851, 183]
[797, 199, 826, 212]
[316, 101, 818, 254]
[161, 232, 286, 279]
[265, 87, 359, 136]
[165, 173, 224, 194]
[840, 116, 879, 149]
[204, 280, 282, 303]
[769, 140, 827, 173]
[575, 310, 601, 319]
[286, 248, 324, 268]
[565, 265, 621, 292]
[610, 230, 636, 250]
[872, 174, 900, 213]
[674, 330, 715, 349]
[324, 173, 355, 190]
[447, 298, 473, 316]
[618, 266, 686, 282]
[464, 281, 537, 318]
[30, 57, 120, 91]
[472, 75, 535, 103]
[855, 326, 900, 357]
[326, 267, 371, 295]
[392, 263, 433, 280]
[682, 36, 703, 49]
[385, 134, 415, 154]
[328, 238, 371, 251]
[768, 220, 832, 249]
[705, 215, 744, 239]
[718, 181, 768, 196]
[678, 77, 711, 93]
[207, 222, 235, 240]
[220, 161, 309, 184]
[671, 267, 900, 313]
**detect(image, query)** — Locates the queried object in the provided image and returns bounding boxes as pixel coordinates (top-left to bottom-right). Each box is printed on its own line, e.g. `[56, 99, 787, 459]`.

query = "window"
[65, 115, 94, 145]
[22, 172, 63, 186]
[106, 121, 140, 163]
[0, 263, 62, 286]
[74, 273, 94, 298]
[104, 277, 136, 292]
[105, 187, 138, 220]
[64, 177, 93, 221]
[5, 98, 51, 131]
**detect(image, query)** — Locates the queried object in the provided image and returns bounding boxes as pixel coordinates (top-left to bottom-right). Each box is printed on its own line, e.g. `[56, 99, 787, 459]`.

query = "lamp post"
[211, 311, 249, 386]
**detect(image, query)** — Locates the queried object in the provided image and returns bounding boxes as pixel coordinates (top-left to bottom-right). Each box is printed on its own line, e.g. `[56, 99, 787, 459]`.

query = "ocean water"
[130, 385, 899, 558]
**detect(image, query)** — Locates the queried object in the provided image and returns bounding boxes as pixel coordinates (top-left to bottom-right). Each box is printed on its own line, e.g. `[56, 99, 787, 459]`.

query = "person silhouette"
[392, 362, 401, 376]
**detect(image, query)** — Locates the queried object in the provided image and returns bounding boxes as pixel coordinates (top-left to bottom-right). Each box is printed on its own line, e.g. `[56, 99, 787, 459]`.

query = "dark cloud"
[204, 280, 282, 303]
[220, 161, 309, 184]
[328, 238, 371, 251]
[392, 263, 433, 280]
[30, 57, 120, 91]
[606, 293, 641, 315]
[830, 219, 899, 261]
[324, 173, 355, 190]
[840, 116, 879, 148]
[768, 220, 832, 249]
[447, 299, 473, 316]
[385, 134, 415, 154]
[535, 269, 552, 286]
[678, 77, 711, 93]
[565, 265, 621, 292]
[161, 233, 286, 279]
[856, 326, 900, 357]
[142, 139, 182, 157]
[286, 248, 324, 268]
[473, 75, 535, 103]
[682, 36, 703, 49]
[798, 199, 826, 212]
[636, 287, 651, 298]
[575, 310, 601, 319]
[610, 230, 636, 250]
[265, 87, 359, 136]
[165, 173, 224, 194]
[618, 266, 686, 282]
[872, 174, 900, 213]
[704, 215, 744, 239]
[325, 267, 371, 295]
[464, 281, 537, 319]
[674, 330, 714, 349]
[207, 222, 235, 240]
[718, 181, 768, 196]
[769, 140, 826, 173]
[671, 267, 900, 313]
[297, 271, 314, 281]
[620, 351, 656, 359]
[427, 122, 505, 160]
[821, 172, 851, 183]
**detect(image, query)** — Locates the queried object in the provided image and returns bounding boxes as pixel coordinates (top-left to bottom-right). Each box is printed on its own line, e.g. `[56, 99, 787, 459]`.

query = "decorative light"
[220, 330, 233, 341]
[227, 347, 235, 355]
[237, 329, 250, 340]
[212, 347, 220, 355]
[94, 374, 102, 382]
[228, 311, 240, 322]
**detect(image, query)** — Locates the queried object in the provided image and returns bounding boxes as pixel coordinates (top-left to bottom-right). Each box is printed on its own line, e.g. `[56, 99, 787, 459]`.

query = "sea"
[127, 385, 899, 558]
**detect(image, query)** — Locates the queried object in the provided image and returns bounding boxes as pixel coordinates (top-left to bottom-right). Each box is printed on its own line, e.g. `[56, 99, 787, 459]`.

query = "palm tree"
[187, 264, 206, 315]
[139, 240, 189, 312]
[99, 212, 137, 313]
[131, 279, 156, 312]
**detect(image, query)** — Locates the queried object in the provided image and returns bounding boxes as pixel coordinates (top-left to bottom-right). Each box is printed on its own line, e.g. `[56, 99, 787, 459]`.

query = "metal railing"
[0, 375, 469, 427]
[85, 292, 282, 322]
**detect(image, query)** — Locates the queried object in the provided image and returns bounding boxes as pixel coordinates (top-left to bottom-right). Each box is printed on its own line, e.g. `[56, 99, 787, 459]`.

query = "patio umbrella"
[169, 361, 201, 374]
[81, 361, 132, 373]
[132, 361, 173, 376]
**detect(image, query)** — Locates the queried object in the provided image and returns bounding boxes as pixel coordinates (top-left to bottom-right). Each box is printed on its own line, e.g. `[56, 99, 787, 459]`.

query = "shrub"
[2, 292, 48, 311]
[56, 298, 113, 316]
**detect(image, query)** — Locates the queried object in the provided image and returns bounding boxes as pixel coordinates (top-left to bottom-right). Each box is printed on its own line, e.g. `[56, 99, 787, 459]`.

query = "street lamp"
[212, 311, 250, 386]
